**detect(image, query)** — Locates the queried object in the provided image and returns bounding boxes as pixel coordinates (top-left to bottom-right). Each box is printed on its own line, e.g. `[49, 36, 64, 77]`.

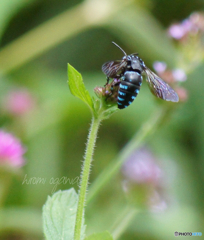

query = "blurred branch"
[0, 0, 133, 74]
[87, 104, 176, 203]
[0, 0, 32, 38]
[110, 206, 138, 239]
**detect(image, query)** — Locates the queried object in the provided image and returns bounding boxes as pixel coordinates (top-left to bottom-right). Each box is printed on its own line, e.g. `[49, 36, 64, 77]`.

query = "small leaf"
[85, 231, 113, 240]
[68, 64, 94, 111]
[43, 188, 85, 240]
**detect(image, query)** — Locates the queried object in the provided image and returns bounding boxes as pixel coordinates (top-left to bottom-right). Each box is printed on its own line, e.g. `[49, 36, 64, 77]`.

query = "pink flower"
[168, 12, 204, 41]
[189, 12, 204, 32]
[153, 61, 167, 73]
[181, 19, 193, 33]
[168, 23, 187, 39]
[172, 69, 187, 82]
[122, 147, 161, 185]
[121, 147, 169, 210]
[3, 89, 36, 116]
[153, 62, 187, 84]
[0, 130, 26, 167]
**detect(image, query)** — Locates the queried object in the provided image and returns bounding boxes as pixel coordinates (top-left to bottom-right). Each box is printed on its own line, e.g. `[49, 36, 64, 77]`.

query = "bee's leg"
[104, 77, 110, 86]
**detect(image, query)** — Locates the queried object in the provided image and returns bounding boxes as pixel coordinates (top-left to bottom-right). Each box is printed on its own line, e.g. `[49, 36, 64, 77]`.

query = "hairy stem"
[74, 116, 101, 240]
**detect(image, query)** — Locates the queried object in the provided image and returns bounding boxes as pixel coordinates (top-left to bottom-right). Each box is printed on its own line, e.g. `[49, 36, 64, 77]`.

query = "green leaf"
[43, 188, 85, 240]
[85, 231, 113, 240]
[68, 64, 94, 111]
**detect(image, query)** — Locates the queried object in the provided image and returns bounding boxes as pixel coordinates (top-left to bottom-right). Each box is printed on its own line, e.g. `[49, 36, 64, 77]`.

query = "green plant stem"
[74, 116, 101, 240]
[110, 206, 138, 240]
[87, 106, 170, 203]
[0, 0, 133, 74]
[0, 3, 89, 74]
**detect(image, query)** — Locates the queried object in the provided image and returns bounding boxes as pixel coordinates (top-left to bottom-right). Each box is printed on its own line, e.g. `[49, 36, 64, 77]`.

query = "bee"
[102, 42, 179, 109]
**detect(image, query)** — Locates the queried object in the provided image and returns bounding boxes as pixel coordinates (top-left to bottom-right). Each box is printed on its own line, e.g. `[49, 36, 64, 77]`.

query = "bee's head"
[123, 54, 138, 62]
[127, 54, 144, 71]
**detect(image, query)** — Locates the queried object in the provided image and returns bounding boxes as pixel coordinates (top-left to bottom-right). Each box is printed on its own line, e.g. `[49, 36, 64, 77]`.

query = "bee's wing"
[102, 60, 127, 78]
[144, 67, 179, 102]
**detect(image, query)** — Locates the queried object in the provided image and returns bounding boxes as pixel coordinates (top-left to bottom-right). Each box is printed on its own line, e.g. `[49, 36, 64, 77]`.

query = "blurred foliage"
[0, 0, 204, 239]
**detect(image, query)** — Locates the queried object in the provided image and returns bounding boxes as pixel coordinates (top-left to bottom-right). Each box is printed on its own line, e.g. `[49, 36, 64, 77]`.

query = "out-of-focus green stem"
[110, 206, 138, 240]
[0, 3, 88, 74]
[87, 106, 170, 203]
[0, 0, 133, 74]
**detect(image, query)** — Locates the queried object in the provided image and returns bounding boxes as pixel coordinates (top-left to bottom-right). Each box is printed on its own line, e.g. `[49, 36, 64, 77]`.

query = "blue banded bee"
[102, 42, 179, 109]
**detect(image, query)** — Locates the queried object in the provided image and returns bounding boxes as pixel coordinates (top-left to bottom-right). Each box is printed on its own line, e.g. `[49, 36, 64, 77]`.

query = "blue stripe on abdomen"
[117, 80, 141, 109]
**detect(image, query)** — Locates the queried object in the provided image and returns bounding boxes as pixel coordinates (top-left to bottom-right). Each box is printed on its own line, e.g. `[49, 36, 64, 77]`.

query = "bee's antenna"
[112, 42, 127, 56]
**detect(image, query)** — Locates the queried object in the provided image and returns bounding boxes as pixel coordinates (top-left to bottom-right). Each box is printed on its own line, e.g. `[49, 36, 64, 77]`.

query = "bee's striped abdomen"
[117, 71, 143, 109]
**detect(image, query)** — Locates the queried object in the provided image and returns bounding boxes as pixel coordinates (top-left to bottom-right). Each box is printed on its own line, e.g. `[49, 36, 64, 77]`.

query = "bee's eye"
[127, 56, 131, 61]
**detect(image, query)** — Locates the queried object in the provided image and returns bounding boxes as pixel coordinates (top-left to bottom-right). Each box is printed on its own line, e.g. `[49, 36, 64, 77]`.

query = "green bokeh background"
[0, 0, 204, 239]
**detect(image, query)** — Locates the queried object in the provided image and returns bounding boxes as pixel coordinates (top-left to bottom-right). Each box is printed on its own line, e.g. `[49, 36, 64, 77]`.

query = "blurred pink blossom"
[189, 12, 204, 32]
[3, 89, 36, 116]
[121, 147, 169, 210]
[0, 130, 26, 167]
[153, 61, 167, 73]
[153, 61, 187, 85]
[168, 23, 187, 39]
[168, 12, 204, 40]
[122, 147, 161, 185]
[172, 69, 187, 82]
